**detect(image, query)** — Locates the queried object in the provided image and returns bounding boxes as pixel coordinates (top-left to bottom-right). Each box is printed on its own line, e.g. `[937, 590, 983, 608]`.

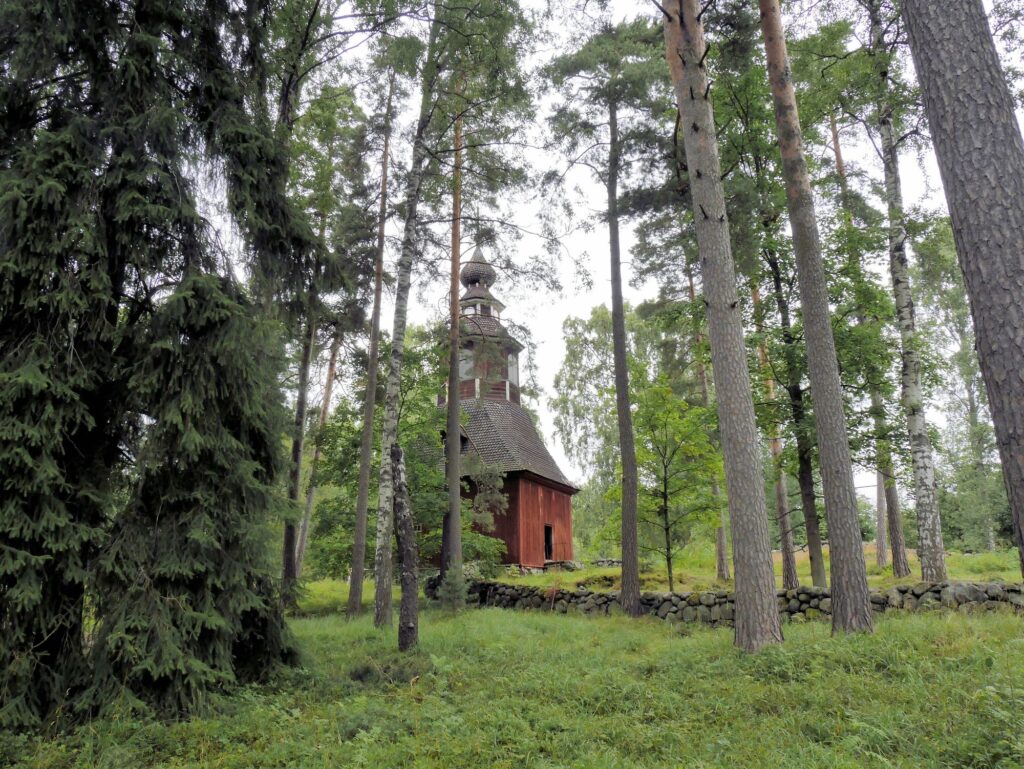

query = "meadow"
[504, 545, 1024, 595]
[6, 585, 1024, 768]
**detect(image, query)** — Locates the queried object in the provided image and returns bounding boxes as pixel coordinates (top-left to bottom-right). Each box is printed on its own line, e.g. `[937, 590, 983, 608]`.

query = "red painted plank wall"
[470, 476, 520, 564]
[515, 476, 574, 567]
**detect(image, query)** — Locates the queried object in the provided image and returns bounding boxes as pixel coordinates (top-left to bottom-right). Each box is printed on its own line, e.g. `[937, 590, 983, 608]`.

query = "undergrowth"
[6, 609, 1024, 768]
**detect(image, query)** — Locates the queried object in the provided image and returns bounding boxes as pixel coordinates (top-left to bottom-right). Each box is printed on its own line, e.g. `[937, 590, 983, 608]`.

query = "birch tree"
[374, 6, 444, 627]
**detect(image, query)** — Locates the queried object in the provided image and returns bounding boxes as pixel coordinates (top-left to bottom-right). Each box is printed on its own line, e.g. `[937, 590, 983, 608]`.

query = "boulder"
[911, 582, 931, 597]
[886, 588, 903, 609]
[819, 598, 832, 613]
[986, 584, 1007, 601]
[916, 592, 940, 611]
[699, 592, 716, 607]
[721, 602, 734, 620]
[681, 606, 697, 622]
[948, 583, 988, 605]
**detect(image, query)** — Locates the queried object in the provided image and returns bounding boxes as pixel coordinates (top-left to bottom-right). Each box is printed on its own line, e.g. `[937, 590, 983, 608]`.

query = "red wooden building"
[440, 246, 578, 567]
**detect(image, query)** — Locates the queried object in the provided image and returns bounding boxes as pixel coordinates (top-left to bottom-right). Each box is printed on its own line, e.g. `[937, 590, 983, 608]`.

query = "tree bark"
[661, 471, 675, 594]
[686, 266, 729, 581]
[831, 112, 910, 576]
[441, 109, 464, 590]
[392, 445, 419, 652]
[374, 11, 443, 628]
[283, 314, 315, 603]
[608, 97, 641, 617]
[348, 70, 394, 617]
[875, 469, 888, 568]
[960, 331, 997, 550]
[665, 2, 782, 651]
[869, 2, 947, 582]
[752, 285, 798, 590]
[296, 327, 341, 578]
[766, 251, 828, 588]
[874, 404, 911, 576]
[759, 0, 872, 633]
[903, 0, 1024, 575]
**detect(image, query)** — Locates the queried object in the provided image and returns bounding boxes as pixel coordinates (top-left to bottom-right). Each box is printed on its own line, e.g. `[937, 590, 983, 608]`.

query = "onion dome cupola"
[459, 244, 505, 316]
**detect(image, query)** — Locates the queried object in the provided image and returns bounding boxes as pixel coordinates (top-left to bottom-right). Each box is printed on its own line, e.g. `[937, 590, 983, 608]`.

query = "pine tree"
[663, 0, 783, 651]
[547, 18, 667, 618]
[758, 0, 873, 633]
[901, 0, 1024, 575]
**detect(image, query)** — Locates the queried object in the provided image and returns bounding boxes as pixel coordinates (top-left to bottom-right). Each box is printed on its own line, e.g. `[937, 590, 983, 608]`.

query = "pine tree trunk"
[903, 0, 1024, 576]
[665, 2, 782, 651]
[759, 0, 872, 633]
[374, 13, 443, 628]
[869, 3, 947, 582]
[441, 110, 464, 591]
[348, 71, 394, 616]
[392, 444, 419, 651]
[608, 98, 641, 617]
[832, 112, 910, 576]
[875, 469, 888, 568]
[686, 266, 730, 581]
[962, 358, 997, 550]
[873, 398, 911, 576]
[283, 315, 315, 603]
[766, 251, 828, 587]
[296, 328, 341, 578]
[752, 285, 798, 590]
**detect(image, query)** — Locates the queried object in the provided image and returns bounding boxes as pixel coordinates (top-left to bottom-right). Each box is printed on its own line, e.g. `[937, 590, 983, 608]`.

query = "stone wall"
[426, 578, 1024, 625]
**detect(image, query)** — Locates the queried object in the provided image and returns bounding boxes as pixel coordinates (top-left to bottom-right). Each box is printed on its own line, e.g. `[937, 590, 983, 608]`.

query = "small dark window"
[481, 304, 492, 316]
[544, 525, 554, 561]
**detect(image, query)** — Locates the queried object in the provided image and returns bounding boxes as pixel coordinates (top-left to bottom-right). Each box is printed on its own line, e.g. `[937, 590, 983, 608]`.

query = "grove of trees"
[4, 0, 1024, 729]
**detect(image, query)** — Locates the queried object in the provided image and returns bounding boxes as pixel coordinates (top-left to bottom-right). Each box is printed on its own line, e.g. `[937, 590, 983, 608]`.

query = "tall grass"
[7, 609, 1024, 768]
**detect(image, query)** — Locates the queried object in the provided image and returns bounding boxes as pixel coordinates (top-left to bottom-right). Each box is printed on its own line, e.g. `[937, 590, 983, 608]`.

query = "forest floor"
[505, 545, 1024, 595]
[7, 597, 1024, 768]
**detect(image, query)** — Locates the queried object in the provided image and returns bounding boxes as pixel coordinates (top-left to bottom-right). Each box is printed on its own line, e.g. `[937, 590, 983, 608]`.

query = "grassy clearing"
[507, 545, 1024, 594]
[6, 608, 1024, 768]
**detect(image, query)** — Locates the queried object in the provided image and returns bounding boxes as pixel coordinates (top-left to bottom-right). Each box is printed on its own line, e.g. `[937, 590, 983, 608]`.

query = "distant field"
[8, 608, 1024, 768]
[504, 545, 1024, 594]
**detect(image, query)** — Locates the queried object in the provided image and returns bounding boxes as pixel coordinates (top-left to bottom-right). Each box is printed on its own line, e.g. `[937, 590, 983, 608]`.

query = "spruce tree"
[1, 0, 306, 727]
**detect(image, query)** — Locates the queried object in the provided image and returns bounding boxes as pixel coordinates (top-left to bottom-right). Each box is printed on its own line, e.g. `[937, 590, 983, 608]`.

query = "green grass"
[292, 579, 405, 617]
[509, 545, 1024, 594]
[7, 608, 1024, 768]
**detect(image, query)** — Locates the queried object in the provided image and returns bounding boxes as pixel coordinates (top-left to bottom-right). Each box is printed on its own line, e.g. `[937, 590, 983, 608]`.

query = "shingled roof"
[461, 398, 577, 491]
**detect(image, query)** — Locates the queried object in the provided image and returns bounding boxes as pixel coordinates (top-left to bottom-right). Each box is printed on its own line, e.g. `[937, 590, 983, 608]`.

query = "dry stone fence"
[427, 577, 1024, 625]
